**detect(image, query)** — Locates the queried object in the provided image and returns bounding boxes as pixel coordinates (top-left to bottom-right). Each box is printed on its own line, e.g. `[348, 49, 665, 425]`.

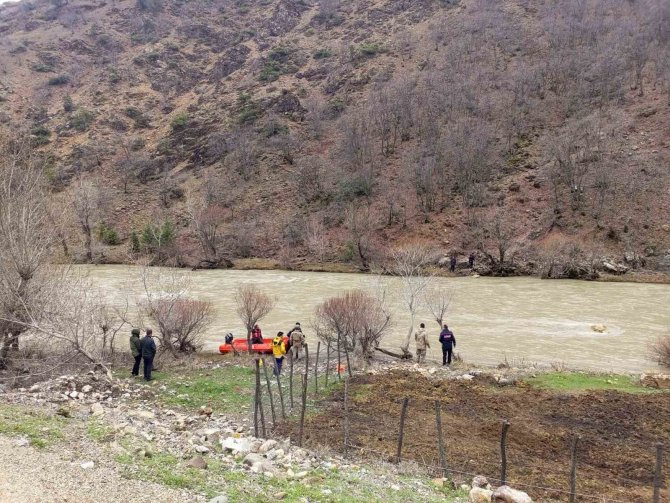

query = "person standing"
[450, 255, 457, 273]
[468, 252, 476, 269]
[439, 324, 456, 366]
[272, 331, 287, 376]
[140, 328, 156, 381]
[288, 323, 304, 360]
[414, 323, 430, 364]
[129, 328, 142, 377]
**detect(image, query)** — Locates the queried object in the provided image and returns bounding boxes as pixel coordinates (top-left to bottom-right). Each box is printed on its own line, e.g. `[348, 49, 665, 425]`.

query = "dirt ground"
[281, 371, 670, 503]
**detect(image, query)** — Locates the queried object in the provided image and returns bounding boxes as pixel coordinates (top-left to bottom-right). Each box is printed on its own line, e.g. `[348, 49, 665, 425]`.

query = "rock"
[662, 224, 670, 233]
[184, 456, 208, 470]
[90, 403, 105, 417]
[221, 437, 251, 454]
[82, 385, 93, 393]
[243, 453, 264, 467]
[208, 496, 228, 503]
[470, 487, 493, 503]
[432, 478, 444, 487]
[15, 437, 30, 448]
[129, 409, 156, 421]
[259, 439, 278, 454]
[590, 324, 607, 333]
[195, 445, 210, 454]
[29, 384, 41, 392]
[274, 493, 287, 500]
[472, 476, 490, 489]
[492, 485, 533, 503]
[459, 374, 475, 381]
[294, 471, 308, 479]
[80, 461, 95, 470]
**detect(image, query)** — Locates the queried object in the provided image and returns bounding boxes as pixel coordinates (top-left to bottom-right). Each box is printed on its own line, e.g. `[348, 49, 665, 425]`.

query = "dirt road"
[0, 435, 197, 503]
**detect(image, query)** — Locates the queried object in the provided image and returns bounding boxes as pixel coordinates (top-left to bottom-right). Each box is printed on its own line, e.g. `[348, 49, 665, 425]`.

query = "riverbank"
[1, 356, 668, 502]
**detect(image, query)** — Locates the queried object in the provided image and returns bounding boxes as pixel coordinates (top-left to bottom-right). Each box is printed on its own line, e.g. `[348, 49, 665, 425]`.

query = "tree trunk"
[375, 346, 412, 360]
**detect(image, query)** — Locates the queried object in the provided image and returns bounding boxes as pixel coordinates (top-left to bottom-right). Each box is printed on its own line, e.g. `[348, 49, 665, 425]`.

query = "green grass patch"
[526, 372, 662, 393]
[86, 420, 115, 443]
[0, 404, 66, 448]
[155, 365, 256, 413]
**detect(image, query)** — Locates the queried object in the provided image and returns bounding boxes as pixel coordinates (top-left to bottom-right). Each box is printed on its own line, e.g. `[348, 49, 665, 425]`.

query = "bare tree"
[315, 289, 391, 361]
[424, 284, 454, 329]
[71, 177, 108, 262]
[476, 212, 518, 274]
[0, 139, 53, 369]
[651, 335, 670, 368]
[344, 202, 376, 271]
[386, 243, 436, 358]
[187, 190, 231, 268]
[139, 266, 212, 355]
[147, 298, 213, 353]
[235, 284, 275, 352]
[305, 215, 328, 263]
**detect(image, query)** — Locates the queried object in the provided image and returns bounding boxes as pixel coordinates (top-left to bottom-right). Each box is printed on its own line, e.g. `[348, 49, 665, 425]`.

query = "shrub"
[141, 220, 176, 251]
[130, 231, 141, 253]
[96, 222, 120, 245]
[652, 335, 670, 367]
[313, 48, 332, 59]
[32, 63, 53, 73]
[109, 68, 122, 84]
[131, 137, 146, 151]
[171, 112, 189, 131]
[237, 94, 261, 124]
[30, 126, 51, 146]
[261, 120, 288, 138]
[259, 61, 283, 82]
[71, 108, 95, 131]
[48, 75, 69, 86]
[125, 107, 151, 128]
[338, 176, 373, 200]
[63, 94, 74, 112]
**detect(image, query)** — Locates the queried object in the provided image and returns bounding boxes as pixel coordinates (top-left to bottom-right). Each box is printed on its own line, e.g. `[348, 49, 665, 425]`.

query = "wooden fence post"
[653, 442, 664, 503]
[343, 339, 353, 378]
[262, 361, 276, 428]
[275, 371, 286, 420]
[569, 436, 580, 503]
[253, 359, 260, 437]
[435, 400, 448, 479]
[314, 341, 321, 395]
[500, 420, 510, 485]
[396, 398, 410, 464]
[343, 379, 350, 458]
[289, 354, 294, 410]
[298, 373, 308, 447]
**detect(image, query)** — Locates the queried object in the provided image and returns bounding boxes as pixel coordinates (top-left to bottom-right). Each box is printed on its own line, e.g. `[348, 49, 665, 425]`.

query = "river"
[80, 265, 670, 373]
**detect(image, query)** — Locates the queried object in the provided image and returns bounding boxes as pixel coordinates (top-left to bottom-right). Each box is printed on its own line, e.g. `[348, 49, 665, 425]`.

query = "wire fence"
[251, 344, 668, 503]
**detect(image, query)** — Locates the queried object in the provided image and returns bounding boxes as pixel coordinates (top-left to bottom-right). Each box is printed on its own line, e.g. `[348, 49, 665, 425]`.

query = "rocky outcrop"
[492, 485, 533, 503]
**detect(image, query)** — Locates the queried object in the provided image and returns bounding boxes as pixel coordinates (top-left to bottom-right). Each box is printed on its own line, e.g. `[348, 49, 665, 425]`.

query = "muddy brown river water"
[80, 265, 669, 373]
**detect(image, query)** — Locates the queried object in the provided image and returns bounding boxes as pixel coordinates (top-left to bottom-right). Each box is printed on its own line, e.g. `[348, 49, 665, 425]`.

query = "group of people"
[414, 323, 457, 366]
[129, 328, 156, 381]
[270, 322, 305, 376]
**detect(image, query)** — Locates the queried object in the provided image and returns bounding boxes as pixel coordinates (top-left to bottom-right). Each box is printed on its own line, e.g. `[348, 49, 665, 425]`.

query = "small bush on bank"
[313, 48, 332, 59]
[171, 112, 189, 131]
[96, 223, 120, 246]
[71, 108, 95, 131]
[652, 335, 670, 368]
[48, 75, 69, 86]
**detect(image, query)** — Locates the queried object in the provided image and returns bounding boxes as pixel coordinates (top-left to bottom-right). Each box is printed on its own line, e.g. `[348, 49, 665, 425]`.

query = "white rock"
[90, 403, 105, 417]
[221, 437, 251, 454]
[15, 437, 30, 448]
[82, 385, 93, 393]
[492, 485, 533, 503]
[195, 445, 210, 454]
[259, 439, 278, 454]
[470, 487, 493, 503]
[80, 461, 95, 470]
[294, 471, 308, 479]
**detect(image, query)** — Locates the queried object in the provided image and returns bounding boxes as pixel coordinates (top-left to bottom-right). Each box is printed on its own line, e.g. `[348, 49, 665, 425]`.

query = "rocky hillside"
[0, 0, 669, 274]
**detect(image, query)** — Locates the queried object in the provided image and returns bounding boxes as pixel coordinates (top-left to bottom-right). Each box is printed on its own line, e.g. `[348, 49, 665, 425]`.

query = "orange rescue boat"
[219, 337, 288, 355]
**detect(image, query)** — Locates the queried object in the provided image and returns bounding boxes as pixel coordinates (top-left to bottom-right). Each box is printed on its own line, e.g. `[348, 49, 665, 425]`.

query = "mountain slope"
[0, 0, 669, 275]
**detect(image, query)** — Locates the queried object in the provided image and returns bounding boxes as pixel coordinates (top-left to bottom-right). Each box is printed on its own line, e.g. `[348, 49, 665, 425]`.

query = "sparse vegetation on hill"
[0, 0, 668, 276]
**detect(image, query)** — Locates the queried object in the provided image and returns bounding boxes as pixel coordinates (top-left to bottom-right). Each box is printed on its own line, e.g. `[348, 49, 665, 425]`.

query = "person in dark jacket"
[468, 253, 476, 269]
[129, 328, 142, 376]
[438, 324, 456, 366]
[140, 328, 157, 381]
[450, 255, 457, 273]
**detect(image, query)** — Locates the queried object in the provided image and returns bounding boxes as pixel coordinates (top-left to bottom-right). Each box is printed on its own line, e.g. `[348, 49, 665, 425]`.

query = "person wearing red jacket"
[251, 324, 263, 344]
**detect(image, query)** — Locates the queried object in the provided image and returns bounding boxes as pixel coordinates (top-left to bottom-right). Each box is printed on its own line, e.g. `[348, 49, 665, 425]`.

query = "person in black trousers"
[129, 328, 142, 376]
[438, 324, 456, 366]
[140, 328, 156, 381]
